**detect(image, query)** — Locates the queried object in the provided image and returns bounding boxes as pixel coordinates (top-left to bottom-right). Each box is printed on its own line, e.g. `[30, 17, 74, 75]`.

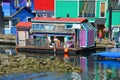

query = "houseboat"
[16, 17, 96, 55]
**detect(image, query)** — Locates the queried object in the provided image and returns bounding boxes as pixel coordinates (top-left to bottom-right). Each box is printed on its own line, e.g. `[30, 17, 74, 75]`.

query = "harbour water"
[0, 45, 120, 80]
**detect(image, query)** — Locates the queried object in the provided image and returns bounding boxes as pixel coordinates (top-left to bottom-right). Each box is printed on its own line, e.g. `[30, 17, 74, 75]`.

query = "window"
[28, 18, 31, 22]
[49, 25, 54, 30]
[32, 24, 45, 30]
[26, 0, 31, 7]
[12, 19, 19, 26]
[4, 20, 9, 28]
[101, 3, 105, 17]
[40, 24, 44, 30]
[43, 14, 47, 18]
[79, 0, 95, 17]
[32, 24, 36, 30]
[65, 24, 73, 30]
[108, 0, 120, 10]
[14, 0, 19, 7]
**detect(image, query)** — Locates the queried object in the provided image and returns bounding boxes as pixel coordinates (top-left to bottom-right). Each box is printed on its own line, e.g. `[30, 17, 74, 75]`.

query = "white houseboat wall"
[16, 17, 96, 49]
[16, 22, 32, 46]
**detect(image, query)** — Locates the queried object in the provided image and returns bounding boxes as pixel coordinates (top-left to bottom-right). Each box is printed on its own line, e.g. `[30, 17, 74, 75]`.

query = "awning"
[16, 22, 32, 28]
[95, 18, 106, 25]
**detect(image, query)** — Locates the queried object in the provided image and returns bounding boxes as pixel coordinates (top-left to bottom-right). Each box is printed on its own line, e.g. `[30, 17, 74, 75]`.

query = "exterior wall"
[2, 2, 10, 16]
[2, 0, 34, 15]
[10, 0, 34, 15]
[95, 0, 107, 18]
[31, 23, 74, 33]
[106, 10, 120, 28]
[34, 0, 54, 11]
[4, 19, 12, 34]
[88, 30, 95, 47]
[2, 0, 34, 35]
[35, 11, 54, 17]
[4, 8, 35, 35]
[96, 0, 120, 29]
[13, 8, 35, 22]
[80, 30, 86, 47]
[18, 31, 26, 46]
[56, 0, 78, 18]
[95, 0, 100, 18]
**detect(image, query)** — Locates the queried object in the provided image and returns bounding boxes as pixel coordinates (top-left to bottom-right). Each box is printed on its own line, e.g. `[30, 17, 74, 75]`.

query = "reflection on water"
[0, 45, 16, 55]
[0, 45, 120, 80]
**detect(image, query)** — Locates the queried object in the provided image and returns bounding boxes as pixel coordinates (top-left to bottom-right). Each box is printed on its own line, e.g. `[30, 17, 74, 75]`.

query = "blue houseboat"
[16, 17, 96, 55]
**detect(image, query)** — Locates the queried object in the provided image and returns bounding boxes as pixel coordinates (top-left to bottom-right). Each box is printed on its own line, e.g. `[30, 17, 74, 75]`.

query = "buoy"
[64, 48, 69, 58]
[64, 48, 69, 63]
[64, 48, 68, 53]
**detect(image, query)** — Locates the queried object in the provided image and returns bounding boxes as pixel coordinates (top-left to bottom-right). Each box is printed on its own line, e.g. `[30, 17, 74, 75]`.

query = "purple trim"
[80, 30, 86, 47]
[88, 30, 94, 47]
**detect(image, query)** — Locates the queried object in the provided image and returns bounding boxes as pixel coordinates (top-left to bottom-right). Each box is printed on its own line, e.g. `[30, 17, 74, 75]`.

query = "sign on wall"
[73, 24, 81, 29]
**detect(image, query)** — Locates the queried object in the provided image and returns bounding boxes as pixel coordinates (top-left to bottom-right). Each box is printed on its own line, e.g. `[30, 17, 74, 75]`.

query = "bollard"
[64, 47, 69, 63]
[54, 46, 56, 57]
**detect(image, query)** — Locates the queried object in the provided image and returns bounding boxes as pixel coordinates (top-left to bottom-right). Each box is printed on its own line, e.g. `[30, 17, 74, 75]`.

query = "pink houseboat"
[16, 17, 96, 55]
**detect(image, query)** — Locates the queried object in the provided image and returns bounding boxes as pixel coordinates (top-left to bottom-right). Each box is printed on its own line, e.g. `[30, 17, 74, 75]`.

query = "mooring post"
[54, 45, 56, 57]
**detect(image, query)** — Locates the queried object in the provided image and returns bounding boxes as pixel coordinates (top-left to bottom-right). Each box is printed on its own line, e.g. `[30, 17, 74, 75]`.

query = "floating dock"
[16, 46, 96, 55]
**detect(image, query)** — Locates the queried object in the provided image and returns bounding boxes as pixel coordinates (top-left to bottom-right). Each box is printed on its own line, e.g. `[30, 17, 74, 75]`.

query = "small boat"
[92, 47, 120, 61]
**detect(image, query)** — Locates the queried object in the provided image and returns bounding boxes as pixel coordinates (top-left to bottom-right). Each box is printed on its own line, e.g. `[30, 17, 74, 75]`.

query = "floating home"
[16, 17, 96, 55]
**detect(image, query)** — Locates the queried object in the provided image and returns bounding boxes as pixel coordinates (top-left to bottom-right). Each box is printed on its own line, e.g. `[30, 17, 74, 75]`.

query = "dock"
[16, 46, 96, 55]
[0, 34, 16, 45]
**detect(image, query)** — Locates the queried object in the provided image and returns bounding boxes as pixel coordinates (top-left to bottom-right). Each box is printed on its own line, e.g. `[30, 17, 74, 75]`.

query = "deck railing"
[18, 39, 75, 48]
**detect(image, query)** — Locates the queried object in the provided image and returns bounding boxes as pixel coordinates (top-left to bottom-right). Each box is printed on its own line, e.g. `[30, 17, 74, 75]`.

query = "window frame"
[65, 24, 73, 30]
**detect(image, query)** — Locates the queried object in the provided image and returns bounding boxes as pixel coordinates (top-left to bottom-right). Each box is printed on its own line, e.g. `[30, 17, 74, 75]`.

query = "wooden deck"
[16, 46, 96, 55]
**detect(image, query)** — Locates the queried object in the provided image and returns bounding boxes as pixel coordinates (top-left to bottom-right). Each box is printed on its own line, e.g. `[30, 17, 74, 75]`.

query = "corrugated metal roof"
[16, 22, 32, 28]
[32, 17, 87, 23]
[95, 18, 106, 25]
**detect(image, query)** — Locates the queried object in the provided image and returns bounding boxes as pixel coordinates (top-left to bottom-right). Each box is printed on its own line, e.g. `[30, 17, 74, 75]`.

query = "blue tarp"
[92, 52, 120, 58]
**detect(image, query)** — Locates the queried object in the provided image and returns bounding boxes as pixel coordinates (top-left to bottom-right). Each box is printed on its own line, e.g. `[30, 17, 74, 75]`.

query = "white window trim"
[14, 0, 19, 7]
[26, 0, 31, 7]
[43, 14, 47, 18]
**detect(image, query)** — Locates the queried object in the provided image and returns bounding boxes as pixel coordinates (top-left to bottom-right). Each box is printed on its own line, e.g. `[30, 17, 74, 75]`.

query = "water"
[0, 45, 120, 80]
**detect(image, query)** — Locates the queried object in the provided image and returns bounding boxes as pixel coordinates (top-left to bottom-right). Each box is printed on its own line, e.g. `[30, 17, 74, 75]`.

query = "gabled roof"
[4, 6, 35, 18]
[16, 22, 32, 28]
[32, 17, 87, 23]
[11, 7, 25, 17]
[12, 7, 35, 17]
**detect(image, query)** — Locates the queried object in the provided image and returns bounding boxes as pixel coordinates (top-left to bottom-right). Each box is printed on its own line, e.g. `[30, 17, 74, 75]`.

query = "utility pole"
[109, 7, 112, 41]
